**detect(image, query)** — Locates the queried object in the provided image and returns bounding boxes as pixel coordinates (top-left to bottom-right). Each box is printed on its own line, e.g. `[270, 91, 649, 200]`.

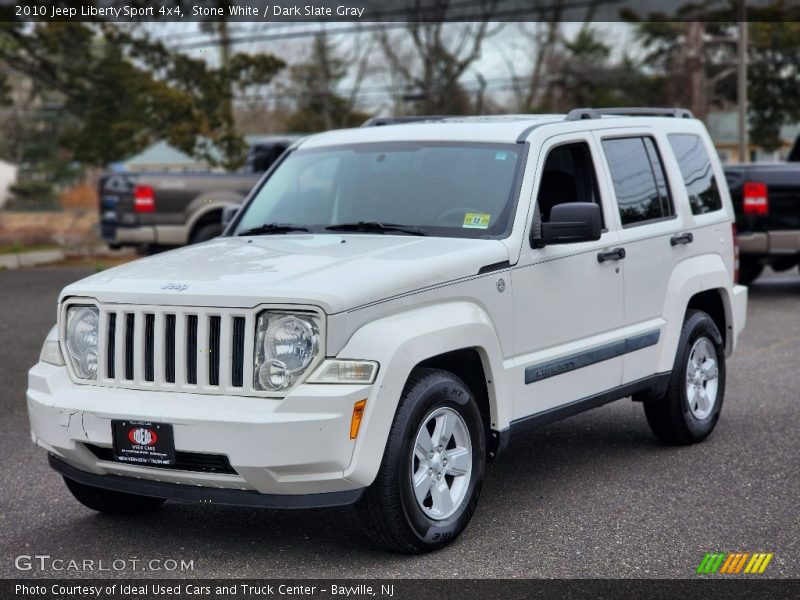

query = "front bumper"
[50, 455, 363, 508]
[28, 362, 372, 498]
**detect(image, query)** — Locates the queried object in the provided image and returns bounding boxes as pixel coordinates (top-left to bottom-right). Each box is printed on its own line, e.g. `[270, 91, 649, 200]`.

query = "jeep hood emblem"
[161, 282, 189, 292]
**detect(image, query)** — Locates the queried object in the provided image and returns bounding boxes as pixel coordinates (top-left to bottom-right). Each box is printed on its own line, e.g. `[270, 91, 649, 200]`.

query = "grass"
[46, 255, 136, 271]
[0, 242, 60, 255]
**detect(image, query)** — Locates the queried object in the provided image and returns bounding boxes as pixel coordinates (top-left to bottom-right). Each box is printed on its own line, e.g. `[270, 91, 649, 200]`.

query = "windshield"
[234, 142, 525, 238]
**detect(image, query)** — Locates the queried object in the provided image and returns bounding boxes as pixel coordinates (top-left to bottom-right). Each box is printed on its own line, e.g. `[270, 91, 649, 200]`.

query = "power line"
[168, 0, 624, 50]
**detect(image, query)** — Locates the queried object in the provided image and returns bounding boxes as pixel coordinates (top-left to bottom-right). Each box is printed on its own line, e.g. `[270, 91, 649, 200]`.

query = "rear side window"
[602, 137, 674, 227]
[668, 134, 723, 215]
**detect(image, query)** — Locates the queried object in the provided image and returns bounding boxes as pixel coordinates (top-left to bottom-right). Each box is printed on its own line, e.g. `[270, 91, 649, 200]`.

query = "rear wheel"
[643, 310, 726, 445]
[63, 477, 166, 515]
[356, 368, 486, 554]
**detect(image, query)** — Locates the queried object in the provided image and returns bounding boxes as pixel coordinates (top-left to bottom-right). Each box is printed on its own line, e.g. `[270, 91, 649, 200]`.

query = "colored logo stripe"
[696, 552, 774, 574]
[697, 553, 726, 574]
[744, 553, 774, 574]
[719, 553, 749, 573]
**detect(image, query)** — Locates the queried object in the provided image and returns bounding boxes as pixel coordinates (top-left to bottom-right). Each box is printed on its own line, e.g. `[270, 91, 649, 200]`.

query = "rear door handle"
[670, 232, 694, 246]
[597, 247, 626, 263]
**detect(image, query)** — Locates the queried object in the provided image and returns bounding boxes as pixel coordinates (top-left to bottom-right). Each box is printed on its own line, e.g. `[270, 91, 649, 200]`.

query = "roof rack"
[361, 116, 450, 127]
[565, 107, 694, 121]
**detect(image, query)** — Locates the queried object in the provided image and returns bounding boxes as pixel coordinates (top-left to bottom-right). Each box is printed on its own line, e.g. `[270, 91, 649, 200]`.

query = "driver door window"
[536, 142, 604, 227]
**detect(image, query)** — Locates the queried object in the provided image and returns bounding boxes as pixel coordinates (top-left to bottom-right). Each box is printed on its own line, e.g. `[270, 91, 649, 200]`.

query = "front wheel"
[356, 368, 486, 553]
[63, 477, 166, 515]
[643, 310, 726, 445]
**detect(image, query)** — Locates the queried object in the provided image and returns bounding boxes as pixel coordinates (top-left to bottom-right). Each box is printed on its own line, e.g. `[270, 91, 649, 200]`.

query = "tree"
[506, 22, 661, 114]
[0, 22, 285, 168]
[377, 1, 498, 115]
[628, 1, 800, 151]
[747, 21, 800, 150]
[283, 33, 371, 132]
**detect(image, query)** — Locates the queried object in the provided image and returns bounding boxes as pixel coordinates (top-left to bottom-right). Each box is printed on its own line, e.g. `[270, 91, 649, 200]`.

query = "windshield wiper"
[324, 221, 428, 236]
[237, 223, 310, 236]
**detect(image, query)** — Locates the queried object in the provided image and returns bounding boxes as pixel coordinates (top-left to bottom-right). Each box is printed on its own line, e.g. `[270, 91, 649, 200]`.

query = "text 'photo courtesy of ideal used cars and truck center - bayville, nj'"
[2, 1, 799, 599]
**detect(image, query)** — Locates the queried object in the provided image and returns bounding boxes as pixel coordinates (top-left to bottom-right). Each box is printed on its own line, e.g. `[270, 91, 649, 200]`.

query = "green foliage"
[284, 35, 370, 132]
[628, 2, 800, 153]
[0, 22, 285, 169]
[748, 22, 800, 151]
[6, 180, 60, 210]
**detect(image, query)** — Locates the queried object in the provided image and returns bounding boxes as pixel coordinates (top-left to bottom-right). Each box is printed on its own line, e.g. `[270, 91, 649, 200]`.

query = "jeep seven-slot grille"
[93, 306, 253, 393]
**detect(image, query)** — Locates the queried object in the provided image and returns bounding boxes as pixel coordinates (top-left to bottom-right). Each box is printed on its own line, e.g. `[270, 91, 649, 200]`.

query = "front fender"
[338, 301, 507, 488]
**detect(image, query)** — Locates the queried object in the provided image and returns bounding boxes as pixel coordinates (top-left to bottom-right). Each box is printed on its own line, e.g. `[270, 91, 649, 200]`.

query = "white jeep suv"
[28, 108, 747, 553]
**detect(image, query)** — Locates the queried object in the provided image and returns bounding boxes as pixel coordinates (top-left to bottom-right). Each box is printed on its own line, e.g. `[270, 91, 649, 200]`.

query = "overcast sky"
[146, 21, 636, 113]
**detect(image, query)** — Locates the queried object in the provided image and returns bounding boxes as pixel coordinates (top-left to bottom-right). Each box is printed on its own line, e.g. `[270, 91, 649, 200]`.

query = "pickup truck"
[99, 136, 299, 252]
[724, 160, 800, 284]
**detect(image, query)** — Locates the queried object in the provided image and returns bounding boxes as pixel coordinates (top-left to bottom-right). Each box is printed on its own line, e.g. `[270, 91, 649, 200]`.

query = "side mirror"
[221, 204, 240, 227]
[532, 202, 601, 247]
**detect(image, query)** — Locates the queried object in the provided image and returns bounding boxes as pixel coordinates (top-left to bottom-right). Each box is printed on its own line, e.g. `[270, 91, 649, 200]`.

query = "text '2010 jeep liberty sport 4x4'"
[28, 108, 747, 553]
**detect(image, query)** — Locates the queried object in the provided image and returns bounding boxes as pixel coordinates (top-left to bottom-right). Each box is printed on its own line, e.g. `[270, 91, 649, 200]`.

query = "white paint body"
[27, 115, 748, 496]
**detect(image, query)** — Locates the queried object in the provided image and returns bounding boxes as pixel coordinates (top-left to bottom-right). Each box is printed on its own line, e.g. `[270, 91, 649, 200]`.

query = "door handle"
[597, 247, 626, 263]
[670, 232, 694, 246]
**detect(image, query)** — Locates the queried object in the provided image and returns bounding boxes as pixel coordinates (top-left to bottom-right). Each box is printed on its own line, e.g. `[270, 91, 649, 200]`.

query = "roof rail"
[565, 107, 694, 121]
[361, 116, 450, 127]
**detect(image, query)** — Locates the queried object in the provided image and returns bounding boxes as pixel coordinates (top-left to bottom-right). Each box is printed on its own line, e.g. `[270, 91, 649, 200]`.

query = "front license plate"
[112, 420, 175, 466]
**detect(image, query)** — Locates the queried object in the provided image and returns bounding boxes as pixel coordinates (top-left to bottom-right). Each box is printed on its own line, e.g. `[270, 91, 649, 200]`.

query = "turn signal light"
[350, 399, 367, 439]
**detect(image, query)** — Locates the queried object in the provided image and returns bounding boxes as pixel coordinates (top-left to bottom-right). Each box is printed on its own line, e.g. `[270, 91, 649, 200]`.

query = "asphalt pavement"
[0, 265, 797, 579]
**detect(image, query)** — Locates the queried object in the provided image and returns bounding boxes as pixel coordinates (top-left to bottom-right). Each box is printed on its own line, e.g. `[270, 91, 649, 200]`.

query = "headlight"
[254, 312, 320, 391]
[39, 325, 65, 367]
[65, 305, 99, 380]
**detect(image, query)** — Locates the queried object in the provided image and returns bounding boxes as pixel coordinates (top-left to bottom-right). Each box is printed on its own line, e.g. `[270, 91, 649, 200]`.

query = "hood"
[61, 235, 509, 313]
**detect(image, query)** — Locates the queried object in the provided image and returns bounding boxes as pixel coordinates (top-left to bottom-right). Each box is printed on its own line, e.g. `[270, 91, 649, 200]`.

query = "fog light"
[258, 359, 293, 391]
[350, 399, 367, 440]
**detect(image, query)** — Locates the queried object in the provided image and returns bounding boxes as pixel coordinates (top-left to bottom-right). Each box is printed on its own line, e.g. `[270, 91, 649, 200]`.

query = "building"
[115, 140, 213, 173]
[0, 160, 19, 208]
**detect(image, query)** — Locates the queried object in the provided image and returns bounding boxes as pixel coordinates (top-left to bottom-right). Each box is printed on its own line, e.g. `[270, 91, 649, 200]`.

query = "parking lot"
[1, 265, 797, 579]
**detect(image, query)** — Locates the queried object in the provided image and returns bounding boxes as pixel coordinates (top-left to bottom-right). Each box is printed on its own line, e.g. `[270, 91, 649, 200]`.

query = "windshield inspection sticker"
[463, 213, 491, 229]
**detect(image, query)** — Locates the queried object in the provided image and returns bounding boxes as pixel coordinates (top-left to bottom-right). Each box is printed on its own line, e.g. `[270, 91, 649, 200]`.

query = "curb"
[0, 249, 65, 270]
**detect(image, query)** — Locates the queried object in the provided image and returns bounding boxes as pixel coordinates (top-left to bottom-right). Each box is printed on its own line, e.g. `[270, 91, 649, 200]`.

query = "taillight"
[732, 223, 740, 284]
[743, 181, 768, 215]
[133, 185, 155, 213]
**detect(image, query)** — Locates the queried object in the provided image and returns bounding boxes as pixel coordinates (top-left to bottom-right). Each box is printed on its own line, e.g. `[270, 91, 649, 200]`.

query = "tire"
[643, 310, 726, 445]
[189, 223, 224, 244]
[356, 368, 486, 554]
[738, 258, 763, 286]
[63, 477, 166, 515]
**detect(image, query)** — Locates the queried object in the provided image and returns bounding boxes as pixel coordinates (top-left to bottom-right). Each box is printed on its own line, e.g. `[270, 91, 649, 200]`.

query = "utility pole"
[737, 1, 748, 163]
[686, 22, 707, 119]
